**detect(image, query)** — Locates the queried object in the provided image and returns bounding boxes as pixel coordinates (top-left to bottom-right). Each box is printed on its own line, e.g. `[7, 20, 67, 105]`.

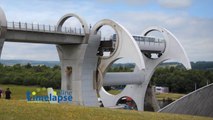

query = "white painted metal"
[0, 6, 7, 58]
[94, 19, 146, 110]
[103, 72, 145, 86]
[91, 19, 145, 91]
[99, 26, 191, 111]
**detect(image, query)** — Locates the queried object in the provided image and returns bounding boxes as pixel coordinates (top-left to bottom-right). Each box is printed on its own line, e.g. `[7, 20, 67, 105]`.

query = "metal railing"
[109, 34, 166, 46]
[7, 22, 85, 35]
[133, 36, 166, 45]
[137, 38, 166, 47]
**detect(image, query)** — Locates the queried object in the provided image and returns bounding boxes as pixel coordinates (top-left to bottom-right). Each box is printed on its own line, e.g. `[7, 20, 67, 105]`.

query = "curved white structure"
[91, 19, 145, 91]
[98, 26, 191, 111]
[92, 19, 146, 110]
[142, 26, 191, 69]
[0, 6, 192, 111]
[57, 13, 89, 34]
[0, 6, 7, 58]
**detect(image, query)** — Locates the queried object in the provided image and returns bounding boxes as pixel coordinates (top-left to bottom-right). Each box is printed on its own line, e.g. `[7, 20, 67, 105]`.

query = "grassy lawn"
[0, 84, 212, 120]
[108, 89, 122, 95]
[108, 89, 185, 101]
[156, 93, 185, 101]
[0, 100, 212, 120]
[0, 84, 49, 100]
[0, 84, 184, 101]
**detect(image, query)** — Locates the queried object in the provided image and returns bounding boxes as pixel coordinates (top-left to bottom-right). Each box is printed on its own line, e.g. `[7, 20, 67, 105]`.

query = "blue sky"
[0, 0, 213, 61]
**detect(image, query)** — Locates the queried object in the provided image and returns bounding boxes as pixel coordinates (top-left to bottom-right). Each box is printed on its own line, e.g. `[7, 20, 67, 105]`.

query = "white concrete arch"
[93, 19, 146, 110]
[99, 26, 191, 111]
[136, 26, 192, 111]
[142, 26, 191, 70]
[0, 7, 7, 27]
[0, 6, 7, 58]
[92, 19, 145, 89]
[57, 13, 89, 34]
[92, 19, 145, 72]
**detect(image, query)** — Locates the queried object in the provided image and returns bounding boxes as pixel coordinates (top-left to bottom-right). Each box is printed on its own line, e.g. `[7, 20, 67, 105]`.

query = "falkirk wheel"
[94, 20, 191, 111]
[0, 7, 191, 111]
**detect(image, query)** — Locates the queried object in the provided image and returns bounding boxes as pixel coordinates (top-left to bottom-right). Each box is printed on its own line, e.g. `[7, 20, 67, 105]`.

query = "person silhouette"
[5, 88, 12, 100]
[0, 88, 2, 98]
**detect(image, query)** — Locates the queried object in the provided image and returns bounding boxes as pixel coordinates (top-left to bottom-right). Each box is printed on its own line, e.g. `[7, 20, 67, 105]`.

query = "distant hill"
[0, 59, 213, 70]
[0, 59, 59, 67]
[191, 61, 213, 70]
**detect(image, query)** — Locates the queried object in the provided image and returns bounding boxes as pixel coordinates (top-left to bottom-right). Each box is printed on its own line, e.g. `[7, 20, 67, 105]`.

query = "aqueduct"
[0, 7, 191, 111]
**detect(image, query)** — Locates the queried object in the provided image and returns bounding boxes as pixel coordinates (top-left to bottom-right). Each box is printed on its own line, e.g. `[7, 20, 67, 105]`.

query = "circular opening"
[116, 96, 138, 110]
[103, 58, 135, 95]
[142, 31, 166, 59]
[0, 42, 61, 89]
[61, 17, 85, 34]
[95, 25, 118, 58]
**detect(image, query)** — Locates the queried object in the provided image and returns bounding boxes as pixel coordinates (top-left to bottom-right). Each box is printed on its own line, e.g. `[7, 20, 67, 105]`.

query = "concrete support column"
[56, 13, 99, 106]
[57, 44, 87, 105]
[81, 34, 100, 106]
[56, 34, 100, 106]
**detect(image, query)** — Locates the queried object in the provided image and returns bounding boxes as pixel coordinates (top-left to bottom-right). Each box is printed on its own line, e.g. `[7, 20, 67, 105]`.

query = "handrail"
[7, 21, 85, 35]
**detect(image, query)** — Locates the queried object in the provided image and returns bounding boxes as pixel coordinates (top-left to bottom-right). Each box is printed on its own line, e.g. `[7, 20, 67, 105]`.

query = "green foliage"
[151, 67, 213, 93]
[0, 62, 213, 94]
[0, 64, 61, 89]
[107, 65, 133, 72]
[191, 61, 213, 70]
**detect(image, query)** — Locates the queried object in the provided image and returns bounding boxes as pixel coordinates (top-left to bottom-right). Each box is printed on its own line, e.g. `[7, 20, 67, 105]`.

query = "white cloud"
[157, 0, 192, 8]
[99, 0, 192, 8]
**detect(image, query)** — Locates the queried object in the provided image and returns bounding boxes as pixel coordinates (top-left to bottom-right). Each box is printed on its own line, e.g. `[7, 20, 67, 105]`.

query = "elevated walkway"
[100, 35, 166, 54]
[5, 22, 85, 44]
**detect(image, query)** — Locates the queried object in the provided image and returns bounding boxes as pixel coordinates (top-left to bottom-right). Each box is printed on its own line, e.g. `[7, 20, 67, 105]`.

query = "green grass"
[0, 84, 184, 101]
[0, 100, 212, 120]
[0, 84, 49, 100]
[0, 85, 212, 120]
[108, 89, 185, 101]
[108, 89, 122, 95]
[156, 93, 185, 101]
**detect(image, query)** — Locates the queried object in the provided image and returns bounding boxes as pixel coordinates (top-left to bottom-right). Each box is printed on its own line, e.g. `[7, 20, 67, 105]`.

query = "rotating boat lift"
[0, 7, 191, 111]
[95, 20, 191, 111]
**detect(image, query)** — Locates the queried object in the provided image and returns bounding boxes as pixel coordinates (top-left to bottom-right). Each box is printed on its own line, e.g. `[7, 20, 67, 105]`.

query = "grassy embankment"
[0, 84, 211, 120]
[0, 100, 212, 120]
